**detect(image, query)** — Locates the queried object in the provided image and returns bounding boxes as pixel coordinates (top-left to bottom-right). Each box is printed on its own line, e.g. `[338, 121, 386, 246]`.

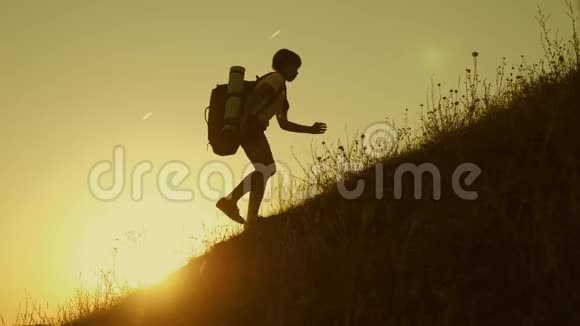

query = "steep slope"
[69, 70, 580, 326]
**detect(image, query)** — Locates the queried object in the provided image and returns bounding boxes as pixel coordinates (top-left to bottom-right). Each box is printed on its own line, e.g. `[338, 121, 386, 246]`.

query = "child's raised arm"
[276, 109, 327, 134]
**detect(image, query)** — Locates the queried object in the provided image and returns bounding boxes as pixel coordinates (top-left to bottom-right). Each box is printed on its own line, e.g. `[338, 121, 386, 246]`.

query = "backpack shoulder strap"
[256, 71, 276, 82]
[258, 81, 285, 115]
[248, 72, 286, 117]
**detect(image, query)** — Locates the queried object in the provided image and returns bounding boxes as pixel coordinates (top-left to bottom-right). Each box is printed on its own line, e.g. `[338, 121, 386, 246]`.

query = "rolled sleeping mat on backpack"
[222, 66, 246, 132]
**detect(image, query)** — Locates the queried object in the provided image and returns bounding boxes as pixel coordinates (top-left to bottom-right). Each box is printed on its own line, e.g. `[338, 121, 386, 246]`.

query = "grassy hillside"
[63, 43, 580, 326]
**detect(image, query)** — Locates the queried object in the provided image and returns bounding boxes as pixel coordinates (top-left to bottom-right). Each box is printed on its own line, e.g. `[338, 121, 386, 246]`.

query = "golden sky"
[0, 0, 572, 322]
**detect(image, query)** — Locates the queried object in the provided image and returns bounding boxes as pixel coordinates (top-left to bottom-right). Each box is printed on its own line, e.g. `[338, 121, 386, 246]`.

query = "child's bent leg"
[226, 172, 253, 202]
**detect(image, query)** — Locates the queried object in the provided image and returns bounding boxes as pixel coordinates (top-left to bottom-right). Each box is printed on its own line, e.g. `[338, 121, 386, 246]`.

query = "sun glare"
[74, 200, 223, 291]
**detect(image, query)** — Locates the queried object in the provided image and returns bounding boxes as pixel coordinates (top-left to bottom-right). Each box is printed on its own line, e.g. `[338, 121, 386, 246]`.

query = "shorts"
[240, 121, 275, 172]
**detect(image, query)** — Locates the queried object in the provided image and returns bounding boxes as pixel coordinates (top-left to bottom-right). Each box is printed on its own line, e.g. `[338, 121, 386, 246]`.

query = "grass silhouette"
[3, 2, 580, 325]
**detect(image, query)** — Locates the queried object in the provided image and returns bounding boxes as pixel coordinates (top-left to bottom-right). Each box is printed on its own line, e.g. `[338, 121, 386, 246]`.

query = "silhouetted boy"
[216, 49, 327, 229]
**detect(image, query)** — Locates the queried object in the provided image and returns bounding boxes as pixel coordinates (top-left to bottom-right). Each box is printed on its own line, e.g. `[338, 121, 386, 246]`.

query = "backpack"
[204, 71, 284, 156]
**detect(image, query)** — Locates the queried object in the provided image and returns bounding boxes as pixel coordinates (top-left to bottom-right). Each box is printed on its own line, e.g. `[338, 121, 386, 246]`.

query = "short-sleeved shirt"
[248, 72, 287, 128]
